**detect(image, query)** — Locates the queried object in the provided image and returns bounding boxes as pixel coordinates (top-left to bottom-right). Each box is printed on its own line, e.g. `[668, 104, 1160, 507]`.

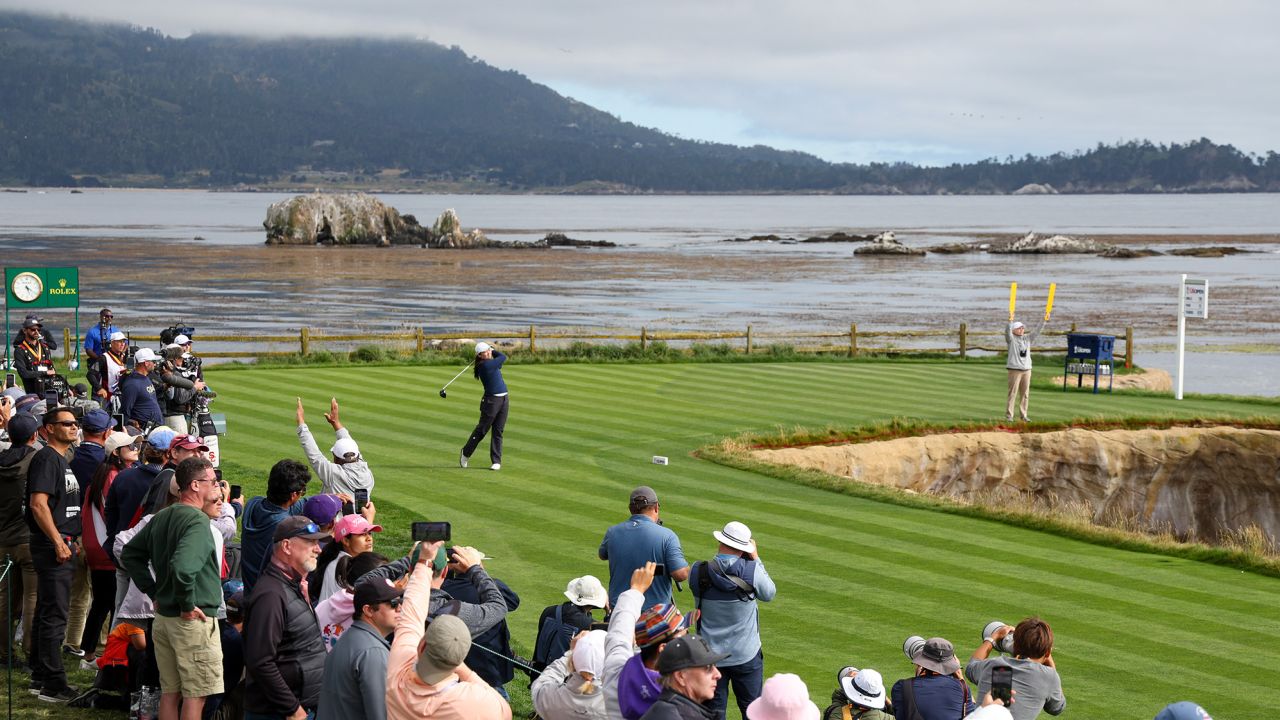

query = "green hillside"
[199, 360, 1277, 718]
[2, 11, 1278, 192]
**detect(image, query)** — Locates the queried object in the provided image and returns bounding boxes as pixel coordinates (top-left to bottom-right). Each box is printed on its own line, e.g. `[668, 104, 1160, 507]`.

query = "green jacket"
[121, 502, 221, 617]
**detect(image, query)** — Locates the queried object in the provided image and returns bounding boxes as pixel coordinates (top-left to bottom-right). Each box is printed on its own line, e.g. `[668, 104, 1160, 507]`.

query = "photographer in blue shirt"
[83, 308, 119, 363]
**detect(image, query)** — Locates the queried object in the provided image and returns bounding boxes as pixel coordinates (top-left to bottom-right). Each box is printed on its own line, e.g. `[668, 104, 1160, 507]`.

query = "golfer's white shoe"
[490, 463, 501, 471]
[459, 454, 469, 468]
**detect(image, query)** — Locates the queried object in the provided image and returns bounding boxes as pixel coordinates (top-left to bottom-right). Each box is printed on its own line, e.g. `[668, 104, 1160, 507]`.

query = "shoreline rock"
[853, 231, 926, 256]
[988, 231, 1113, 254]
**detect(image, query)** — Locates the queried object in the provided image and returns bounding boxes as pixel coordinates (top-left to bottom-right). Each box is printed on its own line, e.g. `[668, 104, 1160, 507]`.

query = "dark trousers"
[29, 539, 76, 692]
[80, 568, 116, 655]
[711, 649, 765, 719]
[462, 394, 508, 464]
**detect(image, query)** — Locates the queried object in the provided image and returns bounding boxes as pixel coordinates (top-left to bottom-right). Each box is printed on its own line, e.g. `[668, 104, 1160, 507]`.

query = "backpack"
[692, 559, 756, 633]
[532, 604, 579, 671]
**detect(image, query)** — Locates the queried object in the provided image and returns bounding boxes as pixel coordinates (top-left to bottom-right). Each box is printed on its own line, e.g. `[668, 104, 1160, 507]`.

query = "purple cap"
[303, 494, 343, 526]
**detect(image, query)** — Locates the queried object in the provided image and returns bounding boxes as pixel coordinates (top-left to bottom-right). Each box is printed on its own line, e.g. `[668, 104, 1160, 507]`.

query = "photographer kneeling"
[159, 345, 207, 434]
[965, 618, 1064, 720]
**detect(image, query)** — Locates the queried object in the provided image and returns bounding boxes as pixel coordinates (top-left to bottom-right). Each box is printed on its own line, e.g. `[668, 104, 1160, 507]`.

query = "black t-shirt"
[25, 445, 82, 539]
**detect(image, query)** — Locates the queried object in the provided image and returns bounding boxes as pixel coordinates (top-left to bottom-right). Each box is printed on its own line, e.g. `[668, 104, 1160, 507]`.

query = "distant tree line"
[2, 12, 1278, 193]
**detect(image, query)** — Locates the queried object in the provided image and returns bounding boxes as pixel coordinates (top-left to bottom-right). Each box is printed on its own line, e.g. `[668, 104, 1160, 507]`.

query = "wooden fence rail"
[60, 323, 1135, 367]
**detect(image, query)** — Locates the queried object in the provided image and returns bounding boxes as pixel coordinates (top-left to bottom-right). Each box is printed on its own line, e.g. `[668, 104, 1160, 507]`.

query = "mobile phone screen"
[412, 521, 451, 542]
[354, 488, 369, 509]
[229, 484, 242, 501]
[991, 666, 1013, 703]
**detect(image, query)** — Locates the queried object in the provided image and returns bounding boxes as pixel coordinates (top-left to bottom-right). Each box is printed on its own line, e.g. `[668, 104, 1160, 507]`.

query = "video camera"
[159, 324, 195, 346]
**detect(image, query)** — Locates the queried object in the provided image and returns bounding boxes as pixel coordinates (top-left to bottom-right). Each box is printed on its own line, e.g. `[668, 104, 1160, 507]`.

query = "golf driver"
[438, 362, 474, 398]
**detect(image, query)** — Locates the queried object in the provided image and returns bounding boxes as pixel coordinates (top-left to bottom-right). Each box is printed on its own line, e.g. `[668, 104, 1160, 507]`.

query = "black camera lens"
[1019, 350, 1027, 357]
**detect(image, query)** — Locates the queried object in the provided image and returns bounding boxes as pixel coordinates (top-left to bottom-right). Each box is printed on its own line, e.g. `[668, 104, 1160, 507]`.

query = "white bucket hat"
[564, 575, 608, 609]
[713, 521, 754, 554]
[839, 667, 886, 709]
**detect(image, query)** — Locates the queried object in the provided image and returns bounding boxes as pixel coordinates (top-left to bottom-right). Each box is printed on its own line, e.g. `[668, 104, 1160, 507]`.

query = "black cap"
[22, 317, 41, 329]
[353, 577, 403, 615]
[655, 634, 729, 674]
[273, 515, 330, 542]
[630, 485, 658, 507]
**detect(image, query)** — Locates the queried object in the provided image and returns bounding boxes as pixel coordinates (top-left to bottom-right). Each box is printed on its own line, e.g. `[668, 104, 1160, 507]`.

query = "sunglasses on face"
[50, 420, 80, 428]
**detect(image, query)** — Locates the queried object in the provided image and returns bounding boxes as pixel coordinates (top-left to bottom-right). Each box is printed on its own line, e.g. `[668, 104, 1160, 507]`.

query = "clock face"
[12, 272, 43, 302]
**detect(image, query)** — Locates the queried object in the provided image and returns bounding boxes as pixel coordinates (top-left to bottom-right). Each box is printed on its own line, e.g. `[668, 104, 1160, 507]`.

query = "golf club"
[438, 361, 474, 398]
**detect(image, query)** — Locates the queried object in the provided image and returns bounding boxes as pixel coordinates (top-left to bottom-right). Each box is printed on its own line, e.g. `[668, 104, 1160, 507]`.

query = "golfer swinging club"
[460, 341, 508, 470]
[1006, 306, 1050, 422]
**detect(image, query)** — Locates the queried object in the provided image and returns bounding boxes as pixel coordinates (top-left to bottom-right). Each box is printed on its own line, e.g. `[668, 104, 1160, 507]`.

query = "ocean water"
[1, 190, 1277, 396]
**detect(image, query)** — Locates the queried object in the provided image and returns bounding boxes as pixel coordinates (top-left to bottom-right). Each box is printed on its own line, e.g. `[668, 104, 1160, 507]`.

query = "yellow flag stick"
[1008, 282, 1018, 321]
[1045, 282, 1056, 320]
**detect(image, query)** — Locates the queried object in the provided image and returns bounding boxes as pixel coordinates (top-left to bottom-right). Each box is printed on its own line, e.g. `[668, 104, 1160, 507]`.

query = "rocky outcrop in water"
[927, 242, 985, 254]
[989, 232, 1113, 254]
[853, 231, 926, 256]
[1168, 246, 1252, 258]
[264, 192, 417, 246]
[752, 426, 1280, 547]
[1100, 246, 1163, 258]
[427, 208, 489, 248]
[725, 231, 878, 244]
[540, 233, 616, 248]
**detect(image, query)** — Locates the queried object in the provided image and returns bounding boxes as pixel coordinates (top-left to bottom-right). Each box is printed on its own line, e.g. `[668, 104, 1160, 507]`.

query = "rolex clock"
[11, 271, 42, 303]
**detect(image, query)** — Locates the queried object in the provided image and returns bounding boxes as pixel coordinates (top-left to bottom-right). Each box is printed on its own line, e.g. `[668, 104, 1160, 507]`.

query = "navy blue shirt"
[120, 371, 163, 425]
[104, 462, 164, 563]
[69, 441, 106, 492]
[476, 352, 508, 395]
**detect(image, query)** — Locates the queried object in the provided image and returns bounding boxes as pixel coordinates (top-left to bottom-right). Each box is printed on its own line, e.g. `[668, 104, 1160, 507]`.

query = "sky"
[3, 1, 1277, 166]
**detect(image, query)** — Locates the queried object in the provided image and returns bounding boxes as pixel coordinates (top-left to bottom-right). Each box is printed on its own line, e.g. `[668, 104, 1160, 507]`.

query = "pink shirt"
[385, 568, 511, 720]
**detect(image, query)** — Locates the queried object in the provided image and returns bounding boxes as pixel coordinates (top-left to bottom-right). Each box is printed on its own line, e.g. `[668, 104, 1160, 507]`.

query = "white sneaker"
[459, 454, 469, 468]
[490, 463, 501, 471]
[79, 658, 97, 671]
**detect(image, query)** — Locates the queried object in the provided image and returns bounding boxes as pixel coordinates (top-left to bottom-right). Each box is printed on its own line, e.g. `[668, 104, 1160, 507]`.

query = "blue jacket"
[476, 352, 508, 395]
[241, 495, 306, 593]
[69, 442, 106, 491]
[689, 554, 776, 666]
[120, 371, 163, 425]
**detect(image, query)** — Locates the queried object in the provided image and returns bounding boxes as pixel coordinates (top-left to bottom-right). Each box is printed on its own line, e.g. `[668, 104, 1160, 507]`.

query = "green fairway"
[209, 360, 1278, 718]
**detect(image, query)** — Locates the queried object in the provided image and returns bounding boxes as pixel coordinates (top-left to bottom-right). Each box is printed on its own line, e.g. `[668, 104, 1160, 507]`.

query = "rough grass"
[22, 359, 1280, 719]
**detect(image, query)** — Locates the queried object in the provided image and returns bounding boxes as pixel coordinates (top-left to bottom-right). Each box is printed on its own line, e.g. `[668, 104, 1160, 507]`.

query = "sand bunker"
[752, 426, 1280, 546]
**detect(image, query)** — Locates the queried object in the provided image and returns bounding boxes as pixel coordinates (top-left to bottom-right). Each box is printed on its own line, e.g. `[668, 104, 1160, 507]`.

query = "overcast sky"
[4, 1, 1277, 165]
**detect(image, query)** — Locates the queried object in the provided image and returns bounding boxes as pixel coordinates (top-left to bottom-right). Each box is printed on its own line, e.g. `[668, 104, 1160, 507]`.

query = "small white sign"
[1182, 279, 1208, 319]
[652, 456, 669, 465]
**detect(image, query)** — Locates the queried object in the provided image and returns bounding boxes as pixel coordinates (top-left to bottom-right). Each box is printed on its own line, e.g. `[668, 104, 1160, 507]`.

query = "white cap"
[133, 348, 159, 363]
[713, 521, 754, 553]
[108, 331, 127, 342]
[564, 575, 608, 608]
[174, 334, 192, 345]
[104, 431, 140, 455]
[331, 437, 360, 459]
[475, 341, 492, 355]
[1011, 321, 1025, 330]
[571, 630, 607, 679]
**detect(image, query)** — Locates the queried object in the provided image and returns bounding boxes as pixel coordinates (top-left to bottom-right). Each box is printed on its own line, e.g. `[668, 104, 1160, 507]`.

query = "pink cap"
[333, 514, 383, 543]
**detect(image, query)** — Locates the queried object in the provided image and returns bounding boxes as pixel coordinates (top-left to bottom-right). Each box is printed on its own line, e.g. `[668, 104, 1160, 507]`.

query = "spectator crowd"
[0, 313, 1215, 720]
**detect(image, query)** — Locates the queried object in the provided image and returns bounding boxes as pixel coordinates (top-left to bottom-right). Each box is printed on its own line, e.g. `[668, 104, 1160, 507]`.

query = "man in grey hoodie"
[1005, 316, 1048, 422]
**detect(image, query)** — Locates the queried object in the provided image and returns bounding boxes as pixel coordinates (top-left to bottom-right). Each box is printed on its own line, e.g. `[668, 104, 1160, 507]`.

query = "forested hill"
[2, 12, 1278, 193]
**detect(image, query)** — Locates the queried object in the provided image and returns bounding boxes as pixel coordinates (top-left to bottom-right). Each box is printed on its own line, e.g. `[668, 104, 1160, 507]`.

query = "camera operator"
[119, 348, 164, 430]
[14, 317, 58, 394]
[159, 345, 208, 434]
[83, 308, 119, 364]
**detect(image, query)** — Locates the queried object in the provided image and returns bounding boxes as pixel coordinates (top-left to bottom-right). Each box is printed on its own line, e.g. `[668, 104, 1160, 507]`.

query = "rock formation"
[1099, 246, 1163, 258]
[1168, 246, 1252, 258]
[989, 232, 1113, 254]
[853, 231, 926, 256]
[428, 208, 489, 248]
[264, 192, 417, 246]
[752, 426, 1280, 547]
